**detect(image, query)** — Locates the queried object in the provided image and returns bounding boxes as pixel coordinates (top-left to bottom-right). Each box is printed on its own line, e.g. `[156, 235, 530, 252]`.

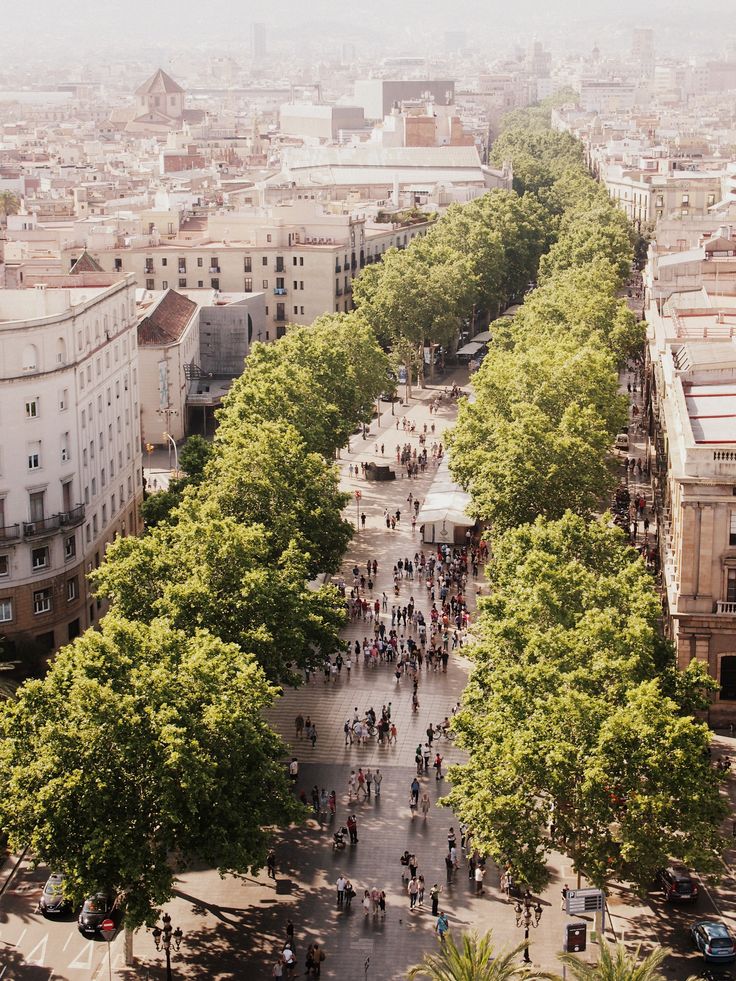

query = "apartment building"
[602, 162, 722, 231]
[66, 201, 434, 337]
[136, 286, 266, 445]
[647, 290, 736, 723]
[0, 274, 142, 654]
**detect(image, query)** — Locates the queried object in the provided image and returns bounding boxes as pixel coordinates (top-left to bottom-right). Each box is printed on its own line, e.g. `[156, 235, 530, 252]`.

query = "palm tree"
[406, 930, 551, 981]
[559, 942, 689, 981]
[0, 192, 19, 217]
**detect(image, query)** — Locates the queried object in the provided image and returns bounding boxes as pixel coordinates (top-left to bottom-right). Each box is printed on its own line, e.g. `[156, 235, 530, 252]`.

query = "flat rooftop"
[685, 381, 736, 444]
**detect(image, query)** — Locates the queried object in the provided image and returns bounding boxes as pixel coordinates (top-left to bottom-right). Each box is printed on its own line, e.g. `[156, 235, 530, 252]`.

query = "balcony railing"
[60, 504, 85, 528]
[24, 515, 61, 539]
[335, 263, 342, 273]
[273, 287, 287, 295]
[716, 601, 736, 615]
[275, 311, 287, 322]
[209, 266, 221, 274]
[336, 287, 343, 296]
[0, 524, 21, 544]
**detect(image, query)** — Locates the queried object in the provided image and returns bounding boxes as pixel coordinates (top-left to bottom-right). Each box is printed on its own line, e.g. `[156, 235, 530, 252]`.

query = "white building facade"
[0, 275, 143, 652]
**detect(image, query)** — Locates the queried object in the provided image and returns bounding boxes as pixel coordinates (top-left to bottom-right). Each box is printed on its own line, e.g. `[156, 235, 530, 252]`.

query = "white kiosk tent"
[417, 457, 475, 544]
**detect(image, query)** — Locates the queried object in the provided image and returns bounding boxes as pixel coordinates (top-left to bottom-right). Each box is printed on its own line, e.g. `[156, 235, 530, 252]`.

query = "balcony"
[275, 261, 285, 273]
[59, 504, 85, 528]
[336, 287, 343, 297]
[716, 601, 736, 615]
[209, 266, 221, 274]
[273, 287, 288, 296]
[24, 515, 61, 540]
[335, 263, 342, 273]
[144, 265, 154, 275]
[0, 524, 21, 544]
[275, 310, 287, 322]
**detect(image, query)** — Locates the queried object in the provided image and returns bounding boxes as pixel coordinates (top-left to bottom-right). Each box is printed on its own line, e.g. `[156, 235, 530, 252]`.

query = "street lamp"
[152, 912, 184, 980]
[162, 431, 179, 478]
[514, 891, 543, 964]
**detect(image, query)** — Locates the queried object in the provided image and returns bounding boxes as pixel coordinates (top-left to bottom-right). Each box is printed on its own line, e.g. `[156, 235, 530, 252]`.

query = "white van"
[614, 433, 630, 451]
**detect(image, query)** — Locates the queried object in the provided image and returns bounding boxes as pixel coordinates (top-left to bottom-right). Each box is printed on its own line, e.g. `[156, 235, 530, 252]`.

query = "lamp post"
[162, 431, 179, 479]
[514, 891, 543, 964]
[152, 912, 184, 981]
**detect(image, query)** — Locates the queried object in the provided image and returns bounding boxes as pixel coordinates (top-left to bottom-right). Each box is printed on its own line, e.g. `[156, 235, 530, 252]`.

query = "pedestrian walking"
[365, 767, 373, 798]
[418, 874, 425, 905]
[336, 874, 346, 906]
[474, 864, 485, 894]
[266, 849, 277, 879]
[430, 883, 441, 916]
[374, 769, 383, 796]
[420, 792, 430, 819]
[308, 724, 317, 748]
[436, 911, 450, 942]
[447, 827, 456, 852]
[410, 776, 420, 805]
[288, 757, 298, 783]
[345, 880, 354, 908]
[434, 752, 443, 780]
[408, 877, 419, 909]
[361, 512, 366, 529]
[363, 890, 371, 914]
[295, 713, 304, 738]
[347, 813, 358, 844]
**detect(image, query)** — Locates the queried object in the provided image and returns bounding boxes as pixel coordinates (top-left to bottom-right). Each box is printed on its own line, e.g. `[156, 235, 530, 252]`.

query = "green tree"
[407, 931, 548, 981]
[443, 514, 727, 891]
[91, 504, 345, 685]
[353, 239, 469, 389]
[0, 614, 302, 929]
[216, 315, 389, 458]
[140, 435, 214, 530]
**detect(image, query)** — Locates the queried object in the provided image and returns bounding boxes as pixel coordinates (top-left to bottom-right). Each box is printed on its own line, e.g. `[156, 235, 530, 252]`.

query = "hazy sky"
[6, 0, 735, 59]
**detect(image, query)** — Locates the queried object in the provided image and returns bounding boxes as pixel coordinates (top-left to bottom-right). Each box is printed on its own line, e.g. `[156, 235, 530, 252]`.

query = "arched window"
[56, 337, 67, 365]
[21, 344, 38, 372]
[247, 314, 253, 344]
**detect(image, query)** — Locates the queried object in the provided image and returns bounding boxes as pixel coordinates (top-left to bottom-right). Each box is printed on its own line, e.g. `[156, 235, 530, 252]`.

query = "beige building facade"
[648, 294, 736, 722]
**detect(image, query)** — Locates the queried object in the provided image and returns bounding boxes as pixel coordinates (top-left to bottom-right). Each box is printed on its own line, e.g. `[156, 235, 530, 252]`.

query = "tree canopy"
[444, 514, 726, 891]
[0, 615, 302, 928]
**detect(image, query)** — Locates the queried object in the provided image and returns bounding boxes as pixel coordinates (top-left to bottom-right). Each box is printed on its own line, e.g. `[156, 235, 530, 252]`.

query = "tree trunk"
[124, 925, 135, 966]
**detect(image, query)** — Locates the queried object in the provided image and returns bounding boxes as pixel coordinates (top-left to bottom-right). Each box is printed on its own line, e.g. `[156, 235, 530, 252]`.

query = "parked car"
[77, 891, 114, 936]
[657, 866, 699, 901]
[614, 433, 630, 451]
[39, 873, 72, 916]
[691, 920, 736, 962]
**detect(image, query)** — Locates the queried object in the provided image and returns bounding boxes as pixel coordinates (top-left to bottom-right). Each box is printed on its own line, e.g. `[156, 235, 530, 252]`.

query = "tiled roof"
[137, 289, 197, 346]
[135, 68, 184, 96]
[69, 250, 104, 274]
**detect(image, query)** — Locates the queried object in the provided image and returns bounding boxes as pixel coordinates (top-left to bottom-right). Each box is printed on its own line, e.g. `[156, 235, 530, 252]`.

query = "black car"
[39, 873, 72, 916]
[657, 866, 699, 901]
[77, 891, 114, 935]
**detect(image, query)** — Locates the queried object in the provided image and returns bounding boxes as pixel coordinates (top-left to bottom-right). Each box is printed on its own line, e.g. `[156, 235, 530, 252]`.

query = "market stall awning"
[417, 490, 475, 528]
[471, 330, 492, 342]
[456, 341, 483, 356]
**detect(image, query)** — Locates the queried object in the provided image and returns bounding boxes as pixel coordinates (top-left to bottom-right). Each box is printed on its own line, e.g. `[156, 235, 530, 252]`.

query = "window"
[708, 193, 716, 207]
[730, 512, 736, 546]
[67, 577, 78, 602]
[244, 277, 253, 292]
[179, 278, 187, 288]
[102, 503, 107, 524]
[293, 257, 298, 266]
[111, 493, 116, 514]
[728, 569, 736, 603]
[93, 514, 98, 534]
[244, 257, 252, 272]
[28, 442, 41, 470]
[146, 278, 155, 290]
[32, 546, 49, 571]
[211, 278, 220, 290]
[262, 256, 268, 266]
[299, 257, 304, 266]
[293, 281, 298, 290]
[21, 344, 38, 372]
[267, 234, 272, 243]
[682, 194, 690, 205]
[0, 556, 8, 577]
[300, 306, 305, 315]
[294, 306, 298, 315]
[60, 388, 68, 411]
[25, 398, 39, 418]
[178, 258, 186, 273]
[0, 599, 12, 623]
[198, 281, 203, 288]
[33, 589, 52, 615]
[65, 535, 76, 560]
[162, 280, 168, 290]
[262, 279, 268, 289]
[61, 433, 70, 463]
[161, 257, 167, 267]
[29, 491, 44, 523]
[197, 257, 203, 267]
[300, 281, 304, 290]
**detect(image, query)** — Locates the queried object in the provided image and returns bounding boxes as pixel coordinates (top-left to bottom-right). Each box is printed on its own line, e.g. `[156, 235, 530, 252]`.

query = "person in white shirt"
[336, 874, 347, 906]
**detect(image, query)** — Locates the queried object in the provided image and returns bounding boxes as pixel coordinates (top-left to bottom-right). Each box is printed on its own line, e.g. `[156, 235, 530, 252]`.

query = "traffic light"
[565, 923, 587, 952]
